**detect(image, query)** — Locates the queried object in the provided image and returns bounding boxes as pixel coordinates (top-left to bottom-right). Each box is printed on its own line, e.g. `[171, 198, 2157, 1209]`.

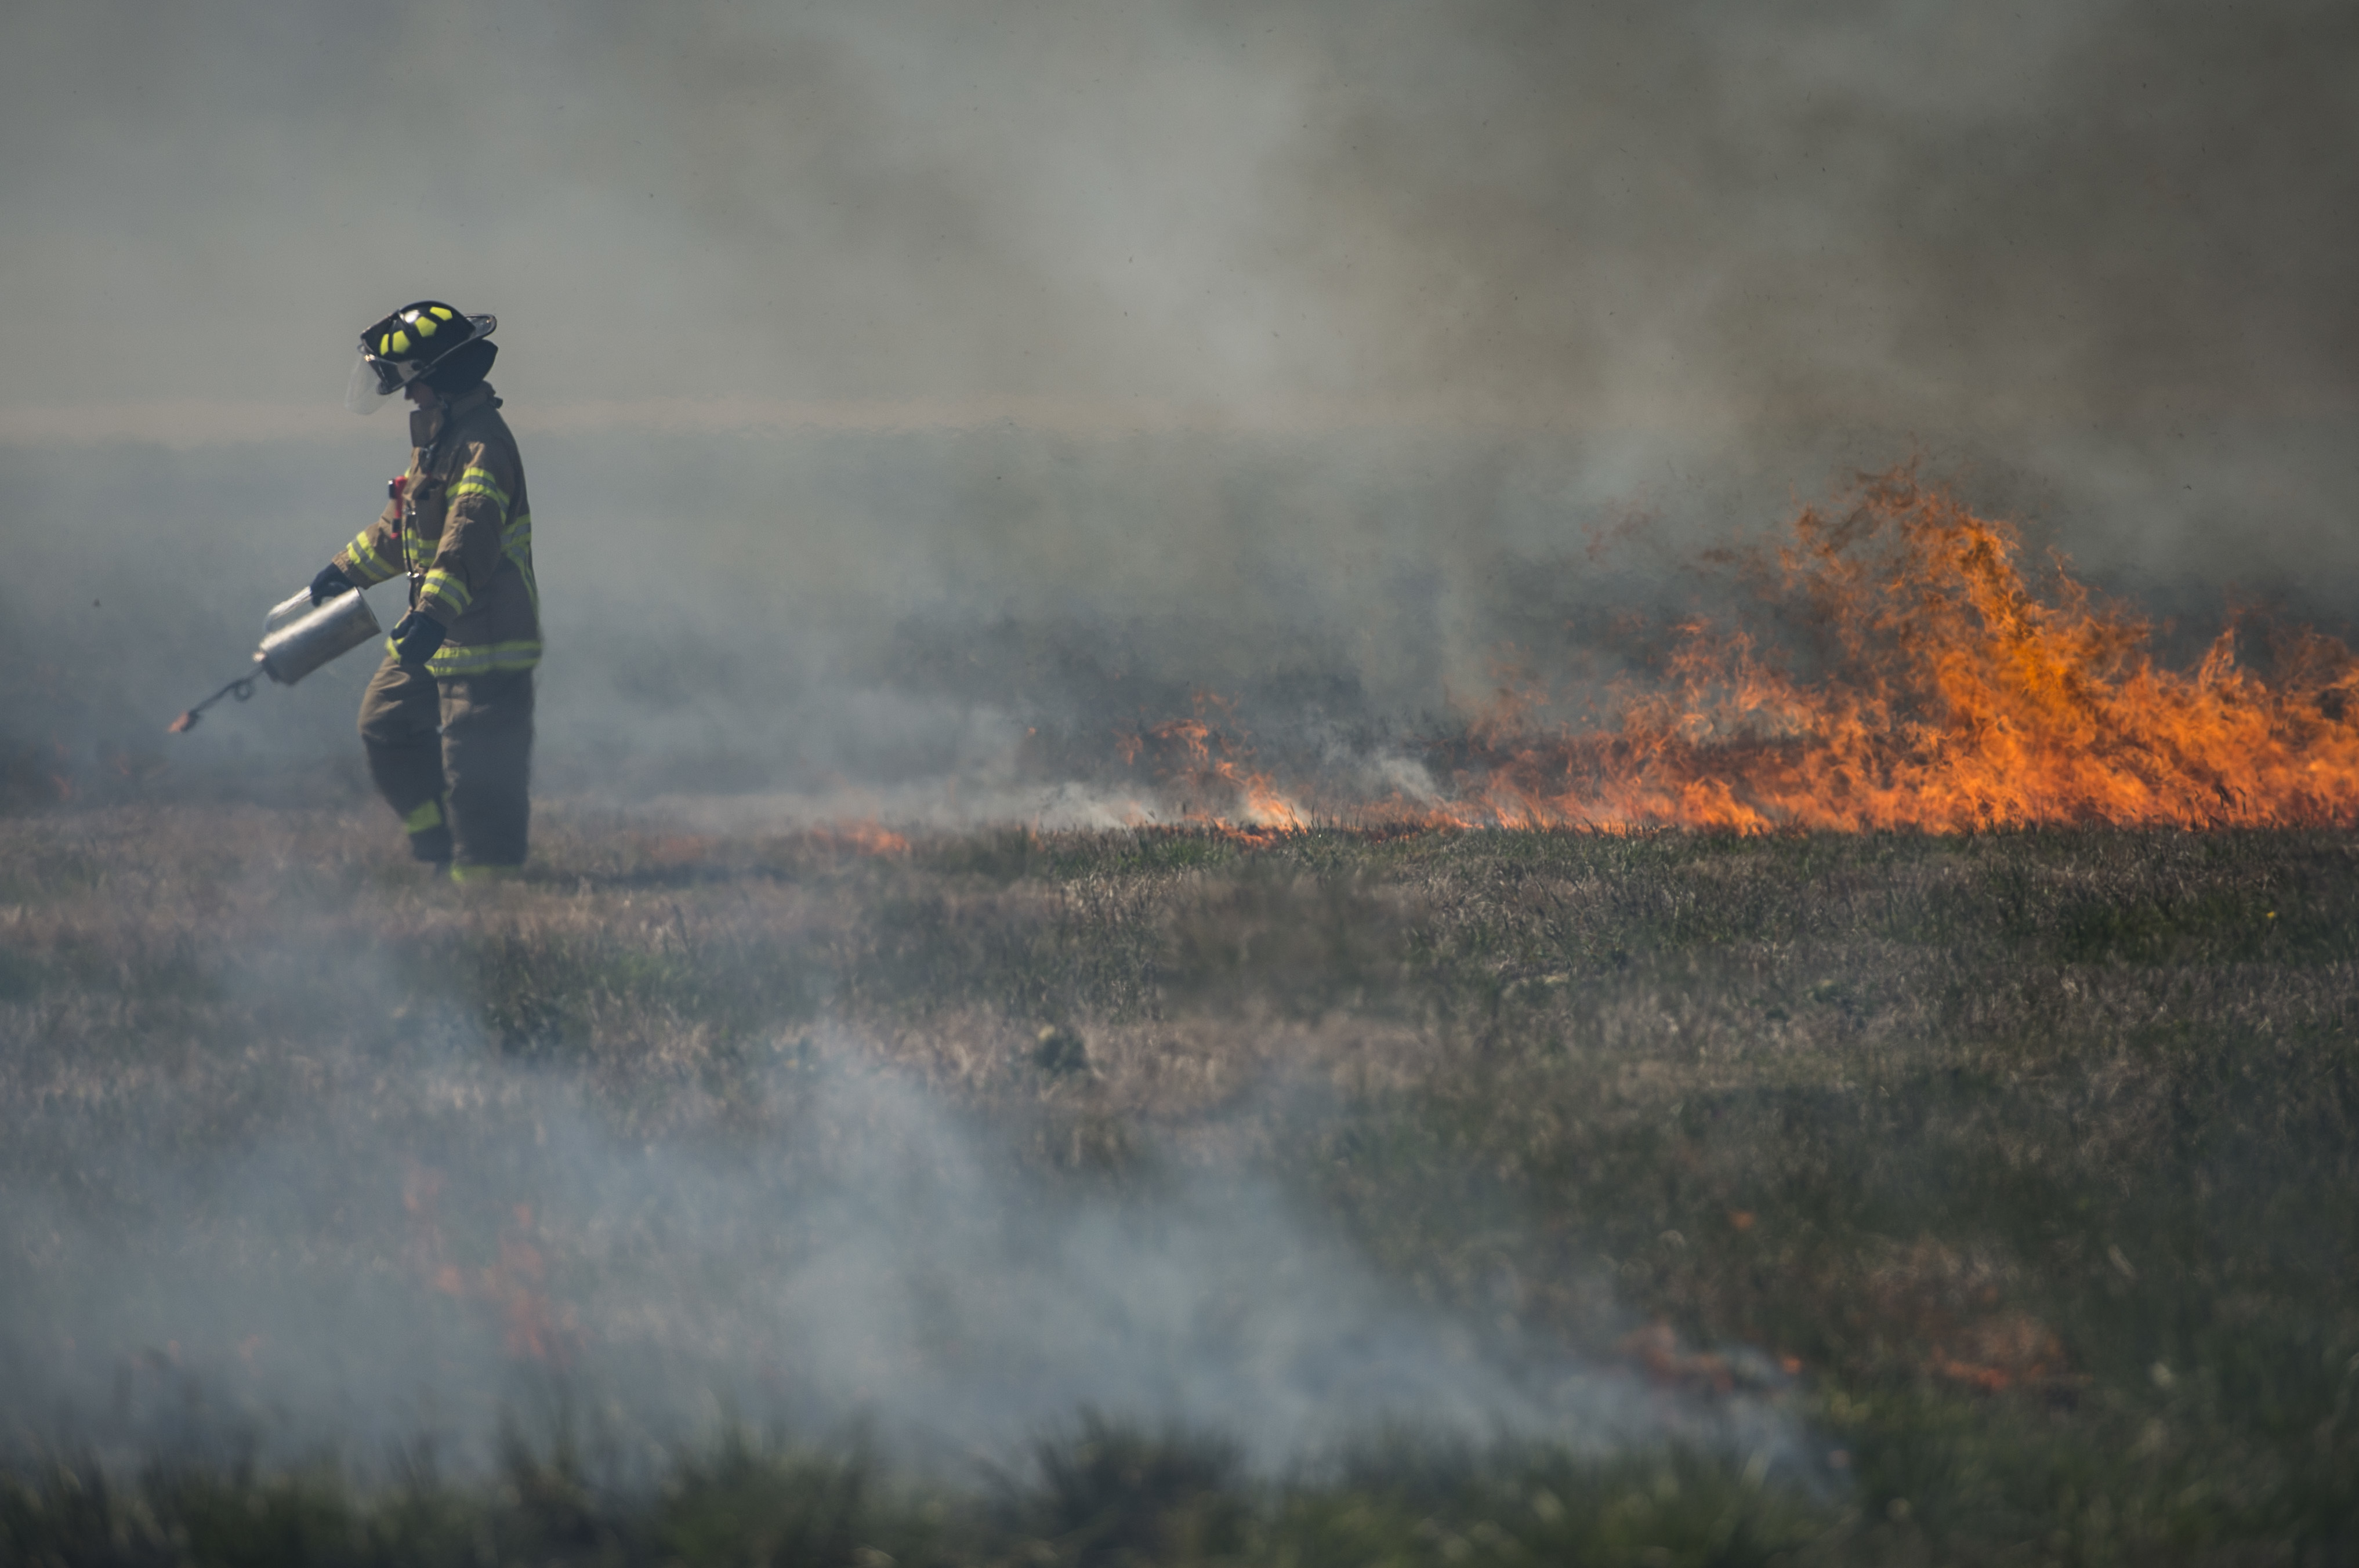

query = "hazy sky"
[7, 0, 2354, 434]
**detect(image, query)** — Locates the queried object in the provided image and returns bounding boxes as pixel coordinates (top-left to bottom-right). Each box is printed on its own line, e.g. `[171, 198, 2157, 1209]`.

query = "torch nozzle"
[166, 669, 263, 734]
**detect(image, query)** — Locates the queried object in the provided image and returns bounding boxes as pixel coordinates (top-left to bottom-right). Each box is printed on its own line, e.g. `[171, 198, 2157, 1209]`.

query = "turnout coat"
[334, 383, 541, 678]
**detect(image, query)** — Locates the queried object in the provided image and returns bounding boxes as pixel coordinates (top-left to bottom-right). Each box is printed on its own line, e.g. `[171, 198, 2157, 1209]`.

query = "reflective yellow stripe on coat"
[411, 637, 544, 678]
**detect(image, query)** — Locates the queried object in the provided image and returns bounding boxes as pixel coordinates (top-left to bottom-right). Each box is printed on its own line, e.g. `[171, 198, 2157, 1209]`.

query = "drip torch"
[167, 586, 383, 733]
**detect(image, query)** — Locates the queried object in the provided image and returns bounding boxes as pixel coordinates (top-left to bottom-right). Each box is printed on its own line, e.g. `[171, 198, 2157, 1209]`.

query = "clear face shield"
[344, 352, 405, 415]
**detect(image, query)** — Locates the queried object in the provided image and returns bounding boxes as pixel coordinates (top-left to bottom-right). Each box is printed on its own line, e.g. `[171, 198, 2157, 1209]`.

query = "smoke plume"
[3, 0, 2356, 813]
[1, 1001, 1795, 1477]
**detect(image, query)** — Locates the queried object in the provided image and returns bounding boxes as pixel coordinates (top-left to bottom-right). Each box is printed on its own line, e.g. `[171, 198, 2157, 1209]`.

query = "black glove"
[309, 562, 354, 604]
[392, 611, 447, 669]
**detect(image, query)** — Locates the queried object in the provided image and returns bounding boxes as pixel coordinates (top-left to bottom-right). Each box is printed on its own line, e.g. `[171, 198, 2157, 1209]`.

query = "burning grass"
[1122, 468, 2359, 836]
[3, 806, 2357, 1563]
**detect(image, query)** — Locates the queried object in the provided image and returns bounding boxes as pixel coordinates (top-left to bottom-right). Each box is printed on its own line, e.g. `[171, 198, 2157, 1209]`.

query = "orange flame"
[1143, 469, 2359, 835]
[1436, 470, 2359, 831]
[403, 1165, 580, 1367]
[1125, 695, 1307, 843]
[810, 819, 911, 855]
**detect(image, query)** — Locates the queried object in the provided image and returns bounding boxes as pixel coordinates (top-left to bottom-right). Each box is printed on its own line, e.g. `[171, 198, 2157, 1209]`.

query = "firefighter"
[309, 302, 540, 879]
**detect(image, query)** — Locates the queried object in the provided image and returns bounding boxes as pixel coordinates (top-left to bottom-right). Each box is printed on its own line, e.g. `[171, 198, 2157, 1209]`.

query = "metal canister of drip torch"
[256, 586, 382, 685]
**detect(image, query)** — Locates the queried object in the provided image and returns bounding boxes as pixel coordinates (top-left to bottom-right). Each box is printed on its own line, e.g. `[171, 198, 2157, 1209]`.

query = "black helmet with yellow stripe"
[345, 300, 497, 415]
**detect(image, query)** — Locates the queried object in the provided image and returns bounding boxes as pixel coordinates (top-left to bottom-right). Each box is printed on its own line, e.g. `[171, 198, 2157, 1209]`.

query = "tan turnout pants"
[357, 655, 535, 869]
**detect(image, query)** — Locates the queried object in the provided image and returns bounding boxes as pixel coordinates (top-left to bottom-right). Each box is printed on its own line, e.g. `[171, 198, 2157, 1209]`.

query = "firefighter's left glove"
[309, 562, 354, 604]
[392, 610, 447, 669]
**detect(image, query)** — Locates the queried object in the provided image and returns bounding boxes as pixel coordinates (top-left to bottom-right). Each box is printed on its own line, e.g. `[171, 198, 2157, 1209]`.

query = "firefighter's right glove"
[392, 610, 447, 669]
[309, 562, 354, 604]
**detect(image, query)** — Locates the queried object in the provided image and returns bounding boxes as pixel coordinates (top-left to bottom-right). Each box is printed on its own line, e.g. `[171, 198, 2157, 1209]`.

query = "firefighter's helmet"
[345, 300, 497, 415]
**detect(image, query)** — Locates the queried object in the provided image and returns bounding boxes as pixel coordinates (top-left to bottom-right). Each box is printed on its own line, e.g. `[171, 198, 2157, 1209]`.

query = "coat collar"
[408, 382, 500, 448]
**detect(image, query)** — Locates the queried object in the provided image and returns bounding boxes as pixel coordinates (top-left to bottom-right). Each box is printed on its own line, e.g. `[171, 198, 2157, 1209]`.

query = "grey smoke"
[7, 1, 2355, 421]
[7, 1, 2358, 808]
[4, 0, 2344, 1490]
[0, 1010, 1795, 1478]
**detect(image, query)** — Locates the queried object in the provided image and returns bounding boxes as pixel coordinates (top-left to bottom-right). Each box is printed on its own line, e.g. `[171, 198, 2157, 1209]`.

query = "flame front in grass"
[1129, 695, 1306, 842]
[1445, 469, 2359, 832]
[811, 820, 910, 855]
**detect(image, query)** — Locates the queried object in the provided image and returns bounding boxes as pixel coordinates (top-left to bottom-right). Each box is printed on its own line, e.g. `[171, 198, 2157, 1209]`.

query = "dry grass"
[4, 804, 2358, 1564]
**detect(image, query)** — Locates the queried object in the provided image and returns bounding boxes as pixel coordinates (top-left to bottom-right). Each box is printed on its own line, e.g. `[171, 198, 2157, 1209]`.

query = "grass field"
[3, 805, 2357, 1565]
